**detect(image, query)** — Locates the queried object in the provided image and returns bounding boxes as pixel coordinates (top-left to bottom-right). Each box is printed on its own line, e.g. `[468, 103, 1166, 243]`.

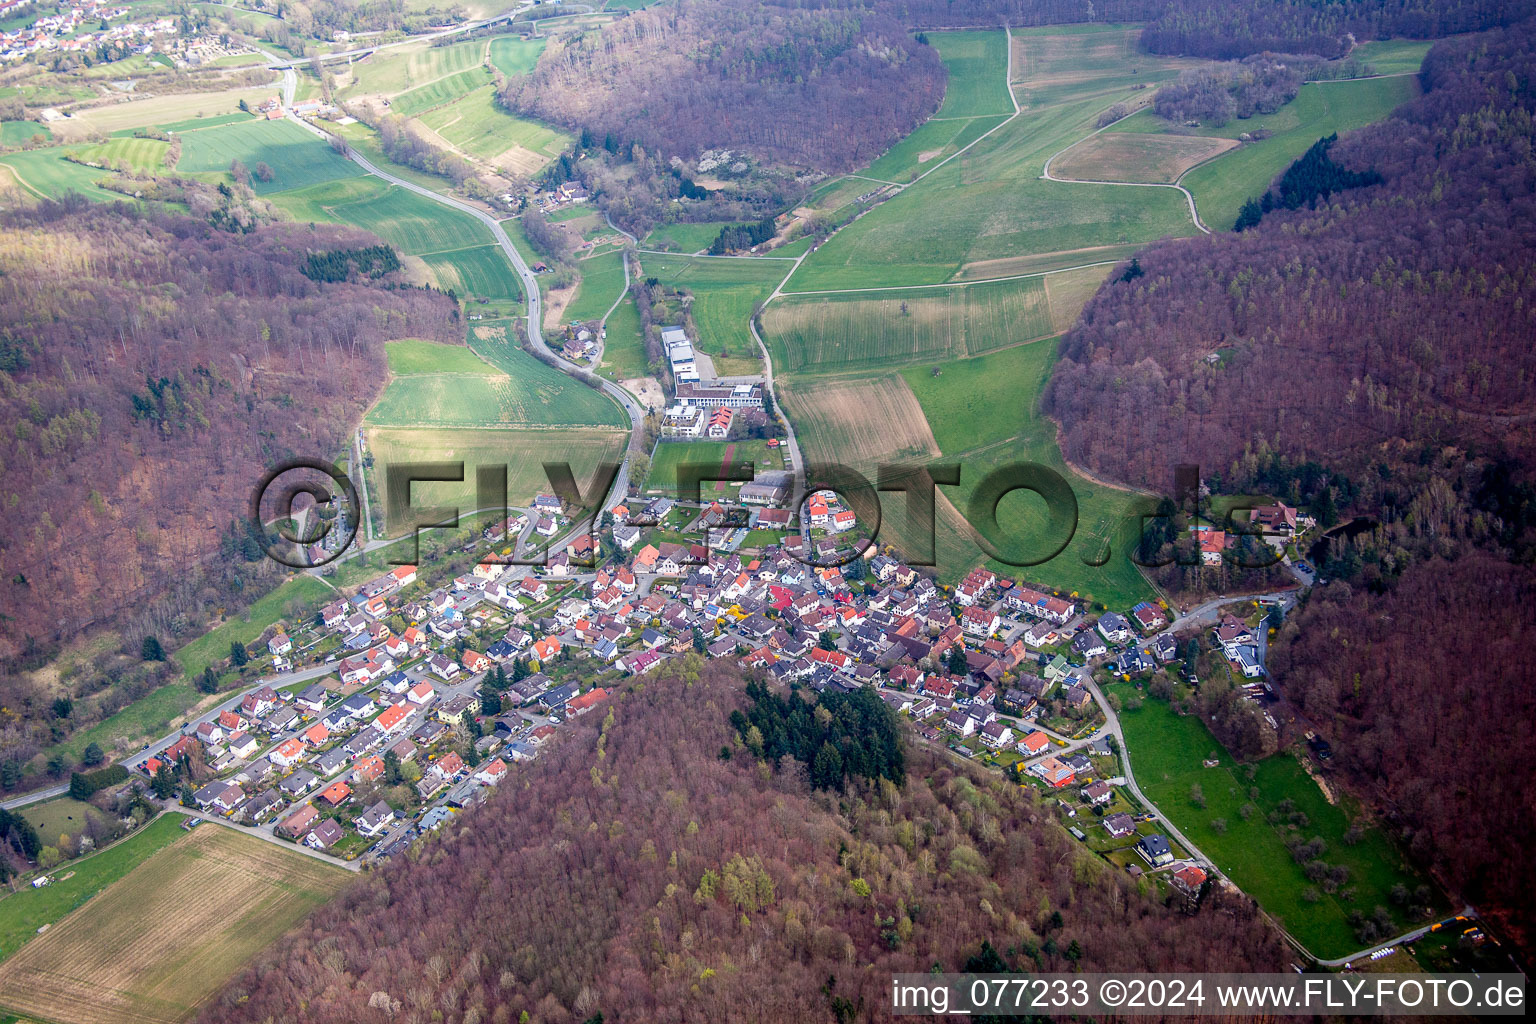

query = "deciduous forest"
[1048, 20, 1536, 951]
[0, 201, 456, 657]
[208, 662, 1285, 1023]
[502, 0, 945, 173]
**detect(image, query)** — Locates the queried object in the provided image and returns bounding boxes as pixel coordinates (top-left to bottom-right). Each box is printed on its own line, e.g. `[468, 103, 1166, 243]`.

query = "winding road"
[1040, 110, 1212, 234]
[285, 112, 647, 512]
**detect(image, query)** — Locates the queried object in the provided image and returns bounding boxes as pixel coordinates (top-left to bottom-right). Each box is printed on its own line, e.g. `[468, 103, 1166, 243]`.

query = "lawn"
[177, 118, 364, 194]
[563, 250, 626, 323]
[0, 823, 346, 1024]
[418, 86, 568, 166]
[367, 336, 624, 429]
[172, 574, 334, 680]
[20, 797, 116, 849]
[645, 439, 776, 496]
[636, 253, 788, 366]
[0, 814, 188, 967]
[390, 65, 493, 117]
[364, 425, 628, 531]
[1111, 686, 1441, 959]
[417, 243, 523, 301]
[764, 275, 1053, 374]
[488, 35, 548, 76]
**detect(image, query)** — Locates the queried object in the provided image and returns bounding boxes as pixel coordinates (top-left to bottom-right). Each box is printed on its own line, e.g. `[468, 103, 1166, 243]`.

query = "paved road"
[0, 783, 67, 810]
[285, 113, 647, 511]
[163, 803, 362, 872]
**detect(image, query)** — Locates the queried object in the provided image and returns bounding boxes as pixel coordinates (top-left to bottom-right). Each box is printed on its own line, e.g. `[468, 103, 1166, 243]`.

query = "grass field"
[172, 575, 334, 680]
[1111, 687, 1440, 959]
[68, 136, 171, 175]
[646, 439, 778, 496]
[637, 254, 788, 366]
[0, 815, 188, 967]
[367, 336, 623, 428]
[418, 86, 568, 167]
[21, 797, 116, 850]
[562, 250, 626, 323]
[764, 275, 1053, 374]
[1113, 75, 1420, 228]
[177, 118, 363, 194]
[365, 426, 628, 530]
[385, 338, 502, 375]
[1351, 39, 1433, 76]
[391, 66, 494, 117]
[931, 30, 1016, 118]
[1050, 131, 1236, 183]
[68, 88, 277, 135]
[642, 221, 732, 253]
[787, 26, 1209, 290]
[0, 823, 346, 1024]
[126, 112, 251, 136]
[861, 113, 1008, 185]
[0, 120, 47, 145]
[417, 243, 522, 300]
[598, 293, 649, 380]
[344, 38, 487, 98]
[36, 684, 199, 770]
[489, 35, 547, 76]
[0, 147, 128, 202]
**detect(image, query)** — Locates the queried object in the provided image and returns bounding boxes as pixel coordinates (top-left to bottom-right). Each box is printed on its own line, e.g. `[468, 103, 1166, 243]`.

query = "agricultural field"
[1110, 74, 1420, 228]
[1049, 131, 1236, 183]
[777, 374, 941, 469]
[562, 250, 626, 324]
[386, 338, 501, 375]
[763, 275, 1053, 374]
[342, 39, 487, 99]
[416, 244, 523, 301]
[0, 120, 48, 145]
[418, 86, 568, 168]
[1351, 38, 1433, 76]
[598, 293, 649, 381]
[177, 118, 363, 194]
[66, 87, 278, 135]
[265, 174, 390, 224]
[896, 339, 1154, 601]
[390, 65, 494, 117]
[488, 35, 547, 76]
[645, 439, 779, 497]
[366, 338, 624, 429]
[0, 815, 188, 968]
[286, 178, 496, 259]
[121, 112, 250, 136]
[68, 136, 171, 175]
[1041, 262, 1114, 332]
[364, 426, 629, 530]
[0, 823, 346, 1024]
[930, 30, 1016, 118]
[642, 221, 733, 253]
[1110, 686, 1441, 959]
[172, 574, 334, 680]
[787, 26, 1211, 291]
[0, 147, 131, 202]
[637, 254, 789, 370]
[860, 113, 1008, 185]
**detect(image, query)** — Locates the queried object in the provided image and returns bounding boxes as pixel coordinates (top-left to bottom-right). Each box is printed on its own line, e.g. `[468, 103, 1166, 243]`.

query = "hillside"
[207, 661, 1285, 1023]
[502, 0, 945, 173]
[1045, 23, 1536, 499]
[0, 202, 457, 701]
[1044, 20, 1536, 951]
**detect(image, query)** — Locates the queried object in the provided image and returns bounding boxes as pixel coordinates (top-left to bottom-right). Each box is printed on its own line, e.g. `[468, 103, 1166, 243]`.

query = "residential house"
[1137, 834, 1174, 867]
[306, 819, 344, 851]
